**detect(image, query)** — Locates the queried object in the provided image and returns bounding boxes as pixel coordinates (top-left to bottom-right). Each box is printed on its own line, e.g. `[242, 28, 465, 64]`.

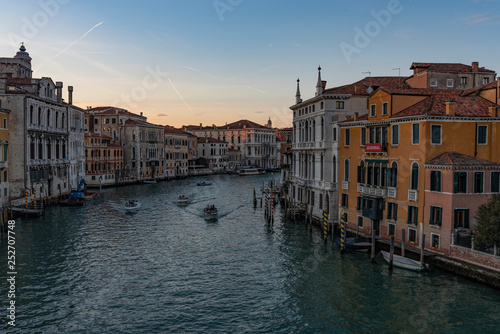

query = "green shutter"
[465, 209, 470, 229]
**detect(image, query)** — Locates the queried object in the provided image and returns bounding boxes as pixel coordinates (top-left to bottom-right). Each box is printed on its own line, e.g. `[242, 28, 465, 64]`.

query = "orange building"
[84, 133, 124, 186]
[338, 79, 500, 261]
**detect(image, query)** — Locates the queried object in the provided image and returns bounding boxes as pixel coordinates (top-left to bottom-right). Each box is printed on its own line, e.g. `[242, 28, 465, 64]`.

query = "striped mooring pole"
[340, 213, 346, 253]
[25, 191, 28, 209]
[323, 207, 328, 240]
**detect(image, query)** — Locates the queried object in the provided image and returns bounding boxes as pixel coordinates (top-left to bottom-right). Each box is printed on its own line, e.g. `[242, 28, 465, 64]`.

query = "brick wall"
[450, 246, 500, 271]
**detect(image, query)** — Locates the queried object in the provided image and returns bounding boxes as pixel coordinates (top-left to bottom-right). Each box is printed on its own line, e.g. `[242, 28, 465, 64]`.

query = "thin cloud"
[183, 66, 214, 77]
[157, 114, 168, 117]
[460, 14, 500, 25]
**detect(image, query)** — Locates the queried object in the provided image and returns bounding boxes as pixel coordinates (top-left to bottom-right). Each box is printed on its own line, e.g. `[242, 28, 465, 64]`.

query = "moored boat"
[177, 195, 190, 206]
[125, 199, 141, 212]
[380, 250, 429, 272]
[336, 237, 372, 252]
[143, 179, 157, 184]
[203, 205, 218, 220]
[197, 181, 213, 186]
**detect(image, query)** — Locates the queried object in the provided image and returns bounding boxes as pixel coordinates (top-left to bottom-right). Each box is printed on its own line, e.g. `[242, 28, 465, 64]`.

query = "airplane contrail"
[55, 21, 104, 57]
[168, 78, 192, 111]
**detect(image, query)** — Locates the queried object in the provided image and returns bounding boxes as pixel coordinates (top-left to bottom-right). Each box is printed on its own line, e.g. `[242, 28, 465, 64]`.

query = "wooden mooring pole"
[389, 235, 394, 271]
[401, 229, 406, 257]
[420, 234, 426, 265]
[371, 220, 376, 263]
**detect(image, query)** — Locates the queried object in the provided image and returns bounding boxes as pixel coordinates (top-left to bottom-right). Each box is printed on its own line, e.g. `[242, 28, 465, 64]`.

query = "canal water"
[1, 173, 500, 333]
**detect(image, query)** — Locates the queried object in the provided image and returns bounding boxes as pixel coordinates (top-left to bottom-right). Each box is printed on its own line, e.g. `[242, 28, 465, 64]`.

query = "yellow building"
[338, 79, 500, 254]
[0, 107, 8, 206]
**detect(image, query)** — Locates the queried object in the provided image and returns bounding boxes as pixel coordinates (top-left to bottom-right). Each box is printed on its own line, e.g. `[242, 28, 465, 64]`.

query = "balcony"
[0, 161, 7, 169]
[387, 187, 397, 198]
[342, 181, 349, 190]
[362, 207, 383, 220]
[357, 184, 387, 198]
[408, 189, 418, 201]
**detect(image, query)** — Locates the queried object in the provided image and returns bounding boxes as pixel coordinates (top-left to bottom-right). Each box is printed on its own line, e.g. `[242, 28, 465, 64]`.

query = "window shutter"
[357, 166, 362, 183]
[438, 207, 442, 226]
[394, 204, 398, 220]
[454, 209, 458, 229]
[453, 172, 459, 193]
[387, 168, 392, 187]
[465, 209, 469, 229]
[407, 207, 411, 223]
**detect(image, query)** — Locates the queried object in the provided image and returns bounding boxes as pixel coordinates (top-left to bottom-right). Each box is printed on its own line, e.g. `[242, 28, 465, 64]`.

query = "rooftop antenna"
[362, 71, 373, 94]
[392, 67, 401, 87]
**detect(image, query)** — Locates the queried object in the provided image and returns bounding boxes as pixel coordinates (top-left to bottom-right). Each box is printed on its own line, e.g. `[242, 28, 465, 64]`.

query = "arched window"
[344, 159, 349, 181]
[388, 161, 398, 187]
[47, 109, 51, 127]
[411, 162, 419, 190]
[358, 161, 365, 184]
[38, 107, 42, 125]
[30, 106, 34, 124]
[61, 113, 65, 129]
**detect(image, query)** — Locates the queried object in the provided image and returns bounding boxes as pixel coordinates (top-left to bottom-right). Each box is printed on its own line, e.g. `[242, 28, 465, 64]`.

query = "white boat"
[197, 181, 213, 186]
[177, 196, 190, 206]
[238, 167, 261, 176]
[143, 179, 157, 184]
[125, 199, 141, 212]
[380, 250, 429, 272]
[203, 206, 218, 220]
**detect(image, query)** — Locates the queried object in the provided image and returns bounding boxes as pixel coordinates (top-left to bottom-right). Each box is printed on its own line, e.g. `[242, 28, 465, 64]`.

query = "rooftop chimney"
[322, 80, 327, 90]
[445, 101, 456, 116]
[353, 112, 358, 121]
[140, 112, 143, 117]
[68, 86, 73, 104]
[200, 123, 202, 129]
[472, 62, 479, 72]
[56, 82, 63, 103]
[488, 106, 498, 117]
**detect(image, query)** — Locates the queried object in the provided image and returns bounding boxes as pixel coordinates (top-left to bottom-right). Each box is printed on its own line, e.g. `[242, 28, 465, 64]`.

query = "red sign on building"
[365, 143, 382, 152]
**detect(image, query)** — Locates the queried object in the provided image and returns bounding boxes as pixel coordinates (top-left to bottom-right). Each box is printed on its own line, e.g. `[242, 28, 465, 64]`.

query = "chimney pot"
[354, 112, 358, 121]
[488, 106, 498, 117]
[68, 86, 73, 104]
[472, 62, 479, 72]
[445, 101, 456, 116]
[321, 80, 327, 90]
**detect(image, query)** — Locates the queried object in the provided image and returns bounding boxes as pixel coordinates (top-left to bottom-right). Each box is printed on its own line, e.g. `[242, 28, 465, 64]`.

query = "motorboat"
[125, 199, 141, 212]
[177, 195, 190, 206]
[197, 181, 213, 186]
[143, 179, 157, 184]
[203, 206, 218, 220]
[336, 237, 372, 252]
[380, 250, 429, 272]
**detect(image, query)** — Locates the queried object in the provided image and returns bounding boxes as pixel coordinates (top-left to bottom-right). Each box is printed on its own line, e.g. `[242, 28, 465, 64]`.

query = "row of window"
[345, 124, 489, 146]
[431, 170, 500, 194]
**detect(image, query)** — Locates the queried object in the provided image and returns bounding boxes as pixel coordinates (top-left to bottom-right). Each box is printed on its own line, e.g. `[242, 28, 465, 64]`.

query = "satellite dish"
[366, 86, 373, 94]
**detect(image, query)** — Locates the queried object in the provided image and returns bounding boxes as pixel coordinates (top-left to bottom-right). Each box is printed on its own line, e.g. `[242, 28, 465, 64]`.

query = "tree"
[474, 194, 500, 249]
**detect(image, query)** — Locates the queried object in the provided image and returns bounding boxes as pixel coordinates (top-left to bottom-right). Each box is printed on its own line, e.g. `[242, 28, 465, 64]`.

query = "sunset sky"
[1, 0, 499, 128]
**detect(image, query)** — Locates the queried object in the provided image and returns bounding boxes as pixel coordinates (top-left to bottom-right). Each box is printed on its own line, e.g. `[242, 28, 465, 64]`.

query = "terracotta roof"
[410, 62, 496, 73]
[279, 127, 293, 131]
[87, 106, 144, 118]
[197, 137, 228, 144]
[124, 119, 164, 128]
[85, 133, 112, 139]
[164, 126, 191, 135]
[220, 119, 268, 130]
[341, 113, 369, 122]
[322, 76, 409, 96]
[425, 151, 500, 167]
[6, 78, 38, 85]
[184, 120, 270, 131]
[461, 81, 498, 96]
[228, 148, 240, 152]
[391, 89, 497, 118]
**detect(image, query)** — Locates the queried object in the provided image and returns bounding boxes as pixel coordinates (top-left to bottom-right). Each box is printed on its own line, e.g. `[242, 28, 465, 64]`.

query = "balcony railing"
[357, 184, 387, 198]
[387, 187, 397, 198]
[408, 189, 418, 201]
[0, 161, 7, 168]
